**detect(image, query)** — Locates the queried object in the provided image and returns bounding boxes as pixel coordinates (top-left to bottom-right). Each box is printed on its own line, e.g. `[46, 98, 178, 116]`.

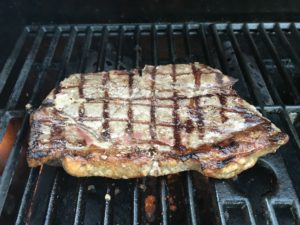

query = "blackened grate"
[0, 22, 300, 225]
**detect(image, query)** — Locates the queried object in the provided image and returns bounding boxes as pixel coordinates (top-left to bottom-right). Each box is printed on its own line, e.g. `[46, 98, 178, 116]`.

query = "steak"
[27, 63, 288, 179]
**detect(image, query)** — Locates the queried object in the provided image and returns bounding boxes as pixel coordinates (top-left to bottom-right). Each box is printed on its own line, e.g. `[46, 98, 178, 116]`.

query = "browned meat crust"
[27, 63, 288, 179]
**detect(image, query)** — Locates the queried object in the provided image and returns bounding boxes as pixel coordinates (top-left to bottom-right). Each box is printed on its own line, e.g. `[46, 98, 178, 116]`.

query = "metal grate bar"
[152, 25, 158, 65]
[186, 172, 198, 225]
[103, 185, 113, 225]
[132, 179, 140, 225]
[274, 23, 300, 69]
[134, 25, 141, 70]
[227, 24, 267, 107]
[243, 24, 283, 104]
[160, 177, 168, 225]
[44, 171, 61, 225]
[0, 114, 29, 213]
[78, 27, 93, 73]
[168, 25, 176, 64]
[15, 168, 40, 225]
[96, 26, 108, 71]
[184, 24, 192, 61]
[211, 24, 229, 73]
[258, 23, 300, 103]
[290, 23, 300, 42]
[0, 28, 28, 94]
[29, 27, 61, 107]
[198, 25, 214, 66]
[117, 26, 125, 69]
[54, 26, 77, 85]
[74, 180, 87, 225]
[6, 28, 45, 109]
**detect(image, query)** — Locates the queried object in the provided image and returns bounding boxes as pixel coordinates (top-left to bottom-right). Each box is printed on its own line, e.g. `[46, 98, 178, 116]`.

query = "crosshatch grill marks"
[102, 72, 110, 140]
[78, 73, 85, 119]
[214, 71, 229, 123]
[172, 64, 185, 151]
[127, 72, 134, 137]
[191, 64, 204, 136]
[218, 94, 228, 123]
[150, 67, 157, 140]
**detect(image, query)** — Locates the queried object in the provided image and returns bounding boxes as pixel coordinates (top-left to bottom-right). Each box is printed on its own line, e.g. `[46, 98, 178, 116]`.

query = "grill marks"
[172, 65, 185, 151]
[37, 63, 254, 151]
[127, 71, 134, 137]
[215, 72, 229, 123]
[191, 65, 204, 136]
[150, 67, 157, 140]
[218, 94, 228, 123]
[78, 74, 85, 119]
[102, 72, 110, 140]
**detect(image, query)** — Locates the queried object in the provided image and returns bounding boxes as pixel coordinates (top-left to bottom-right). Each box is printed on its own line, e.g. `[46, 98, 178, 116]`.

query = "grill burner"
[0, 22, 300, 225]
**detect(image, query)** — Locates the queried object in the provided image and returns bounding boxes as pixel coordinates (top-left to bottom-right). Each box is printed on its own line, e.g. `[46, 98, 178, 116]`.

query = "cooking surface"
[0, 22, 300, 225]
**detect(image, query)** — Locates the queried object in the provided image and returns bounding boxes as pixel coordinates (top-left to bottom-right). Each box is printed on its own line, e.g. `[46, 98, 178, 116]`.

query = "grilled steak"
[27, 63, 288, 179]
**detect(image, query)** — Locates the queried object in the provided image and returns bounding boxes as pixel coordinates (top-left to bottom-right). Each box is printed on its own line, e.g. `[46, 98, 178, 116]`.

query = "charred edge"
[217, 94, 228, 123]
[53, 85, 61, 95]
[192, 63, 201, 88]
[102, 72, 110, 140]
[215, 155, 237, 169]
[41, 99, 54, 107]
[212, 139, 240, 154]
[172, 64, 185, 151]
[150, 66, 157, 140]
[243, 112, 264, 124]
[127, 71, 134, 135]
[268, 131, 289, 144]
[49, 125, 66, 149]
[176, 152, 199, 162]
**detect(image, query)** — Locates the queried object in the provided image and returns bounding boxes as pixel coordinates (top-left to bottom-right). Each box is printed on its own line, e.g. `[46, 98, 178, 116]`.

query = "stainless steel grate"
[0, 22, 300, 225]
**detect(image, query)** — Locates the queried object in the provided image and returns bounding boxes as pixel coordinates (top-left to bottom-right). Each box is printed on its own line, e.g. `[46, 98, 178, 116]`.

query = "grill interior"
[0, 22, 300, 225]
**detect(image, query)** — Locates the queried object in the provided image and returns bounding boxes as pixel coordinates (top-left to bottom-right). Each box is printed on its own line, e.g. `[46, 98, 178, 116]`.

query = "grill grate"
[0, 22, 300, 225]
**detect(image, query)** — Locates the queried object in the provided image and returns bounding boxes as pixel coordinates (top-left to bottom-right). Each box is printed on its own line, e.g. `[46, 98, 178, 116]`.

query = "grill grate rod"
[258, 23, 300, 103]
[0, 115, 28, 214]
[43, 170, 61, 225]
[242, 24, 284, 105]
[275, 23, 300, 69]
[6, 28, 45, 109]
[0, 28, 28, 94]
[227, 24, 268, 108]
[29, 27, 61, 107]
[15, 168, 40, 225]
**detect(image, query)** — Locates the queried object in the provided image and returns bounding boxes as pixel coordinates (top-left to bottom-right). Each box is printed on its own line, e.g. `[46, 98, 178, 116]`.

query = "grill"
[0, 22, 300, 225]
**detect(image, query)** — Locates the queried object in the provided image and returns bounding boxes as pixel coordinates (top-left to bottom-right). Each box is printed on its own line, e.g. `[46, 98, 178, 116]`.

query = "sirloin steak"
[27, 63, 288, 179]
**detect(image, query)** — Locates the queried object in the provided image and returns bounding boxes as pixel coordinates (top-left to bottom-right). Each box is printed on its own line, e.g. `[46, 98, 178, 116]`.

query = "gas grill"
[0, 22, 300, 225]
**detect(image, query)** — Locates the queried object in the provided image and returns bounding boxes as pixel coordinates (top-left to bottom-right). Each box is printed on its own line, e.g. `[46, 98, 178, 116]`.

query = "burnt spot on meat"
[41, 99, 54, 107]
[177, 152, 199, 161]
[217, 94, 229, 123]
[269, 132, 288, 143]
[222, 156, 236, 165]
[213, 139, 240, 154]
[185, 119, 194, 133]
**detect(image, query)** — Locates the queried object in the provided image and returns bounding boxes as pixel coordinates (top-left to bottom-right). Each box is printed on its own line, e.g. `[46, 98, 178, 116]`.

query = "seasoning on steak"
[27, 63, 289, 179]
